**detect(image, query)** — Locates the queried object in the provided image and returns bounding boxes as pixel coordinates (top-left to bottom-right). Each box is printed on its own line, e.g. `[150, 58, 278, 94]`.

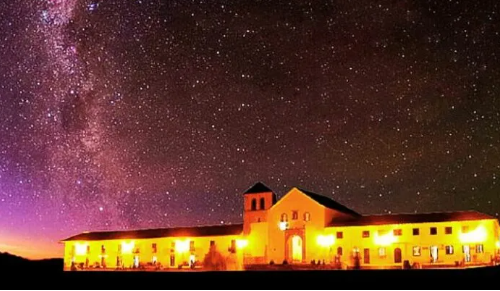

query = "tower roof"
[243, 182, 273, 194]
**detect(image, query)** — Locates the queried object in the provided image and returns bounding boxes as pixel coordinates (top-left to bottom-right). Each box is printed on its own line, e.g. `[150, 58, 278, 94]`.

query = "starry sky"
[0, 0, 499, 259]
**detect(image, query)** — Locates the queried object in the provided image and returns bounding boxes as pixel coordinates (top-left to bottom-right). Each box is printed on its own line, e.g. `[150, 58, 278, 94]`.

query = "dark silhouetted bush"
[202, 245, 227, 271]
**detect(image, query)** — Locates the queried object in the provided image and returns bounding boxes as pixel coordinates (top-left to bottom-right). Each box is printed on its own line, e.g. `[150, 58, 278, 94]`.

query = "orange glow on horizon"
[0, 231, 63, 260]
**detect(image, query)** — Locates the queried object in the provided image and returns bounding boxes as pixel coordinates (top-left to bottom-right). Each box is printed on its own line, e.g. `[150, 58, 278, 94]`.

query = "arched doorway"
[291, 235, 303, 262]
[394, 248, 402, 263]
[284, 228, 306, 263]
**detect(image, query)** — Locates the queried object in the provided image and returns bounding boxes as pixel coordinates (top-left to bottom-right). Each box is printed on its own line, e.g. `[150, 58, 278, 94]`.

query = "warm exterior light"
[496, 241, 500, 248]
[74, 243, 88, 255]
[236, 239, 248, 249]
[317, 235, 335, 247]
[121, 241, 135, 254]
[374, 232, 397, 246]
[459, 225, 487, 243]
[279, 221, 288, 231]
[175, 239, 190, 253]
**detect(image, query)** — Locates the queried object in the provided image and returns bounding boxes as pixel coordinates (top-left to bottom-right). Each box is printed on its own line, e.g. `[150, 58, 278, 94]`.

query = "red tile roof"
[298, 188, 361, 217]
[328, 211, 496, 227]
[61, 223, 243, 242]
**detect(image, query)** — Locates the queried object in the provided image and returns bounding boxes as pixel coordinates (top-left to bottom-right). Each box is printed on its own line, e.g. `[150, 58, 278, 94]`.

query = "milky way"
[0, 0, 499, 258]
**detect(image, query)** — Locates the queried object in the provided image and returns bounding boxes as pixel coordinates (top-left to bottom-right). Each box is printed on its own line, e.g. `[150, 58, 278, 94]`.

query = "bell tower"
[243, 182, 277, 235]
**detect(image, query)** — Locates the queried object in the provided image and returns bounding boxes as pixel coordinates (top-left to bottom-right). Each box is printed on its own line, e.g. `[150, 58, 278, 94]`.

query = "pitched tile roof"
[243, 182, 273, 194]
[297, 188, 361, 217]
[328, 211, 496, 227]
[61, 223, 243, 242]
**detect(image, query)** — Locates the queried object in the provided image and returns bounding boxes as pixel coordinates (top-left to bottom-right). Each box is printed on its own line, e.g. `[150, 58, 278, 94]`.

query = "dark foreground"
[3, 267, 500, 289]
[1, 254, 499, 289]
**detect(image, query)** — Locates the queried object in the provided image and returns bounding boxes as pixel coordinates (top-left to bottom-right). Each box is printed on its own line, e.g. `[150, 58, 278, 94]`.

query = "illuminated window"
[337, 247, 343, 256]
[430, 227, 437, 235]
[378, 247, 386, 257]
[304, 212, 311, 221]
[362, 231, 370, 238]
[430, 246, 438, 263]
[476, 244, 484, 253]
[292, 211, 298, 220]
[152, 243, 157, 253]
[251, 199, 257, 211]
[413, 246, 421, 256]
[393, 229, 402, 236]
[445, 227, 452, 235]
[152, 256, 157, 264]
[336, 232, 343, 239]
[190, 241, 195, 252]
[413, 228, 419, 235]
[445, 245, 454, 255]
[281, 213, 288, 222]
[260, 198, 265, 210]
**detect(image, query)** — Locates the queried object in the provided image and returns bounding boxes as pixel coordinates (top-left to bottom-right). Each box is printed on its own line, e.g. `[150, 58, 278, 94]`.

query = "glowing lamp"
[121, 241, 135, 254]
[279, 221, 289, 231]
[236, 239, 248, 249]
[74, 243, 88, 255]
[459, 225, 487, 243]
[374, 232, 397, 246]
[317, 235, 335, 247]
[175, 240, 190, 253]
[496, 241, 500, 249]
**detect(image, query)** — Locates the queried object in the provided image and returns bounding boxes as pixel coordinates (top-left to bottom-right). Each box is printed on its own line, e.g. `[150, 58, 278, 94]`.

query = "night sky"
[1, 0, 499, 259]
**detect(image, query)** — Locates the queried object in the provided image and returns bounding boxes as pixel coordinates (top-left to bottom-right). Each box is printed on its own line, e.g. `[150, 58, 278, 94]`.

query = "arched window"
[251, 198, 257, 211]
[281, 213, 288, 222]
[303, 212, 310, 221]
[260, 198, 265, 210]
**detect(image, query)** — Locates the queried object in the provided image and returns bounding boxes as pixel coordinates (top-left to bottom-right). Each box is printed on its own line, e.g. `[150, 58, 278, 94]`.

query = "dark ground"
[1, 253, 499, 289]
